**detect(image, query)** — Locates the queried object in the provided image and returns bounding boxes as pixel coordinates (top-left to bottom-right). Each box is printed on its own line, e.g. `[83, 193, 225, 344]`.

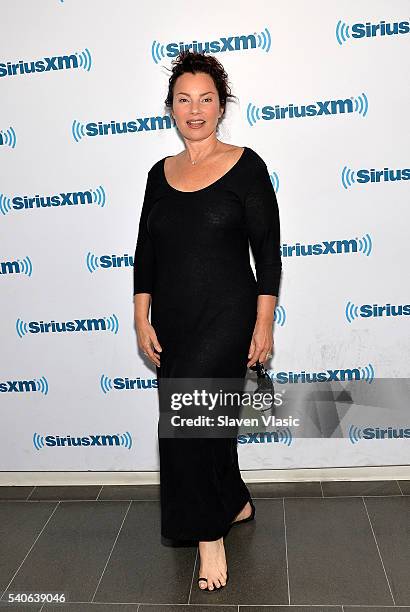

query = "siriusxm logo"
[100, 375, 158, 394]
[16, 314, 119, 337]
[345, 301, 410, 323]
[0, 48, 92, 78]
[72, 116, 175, 141]
[86, 252, 134, 273]
[269, 171, 280, 193]
[151, 28, 271, 63]
[0, 377, 48, 395]
[336, 18, 410, 45]
[238, 429, 292, 445]
[269, 363, 375, 384]
[281, 234, 372, 258]
[349, 425, 410, 443]
[0, 186, 106, 215]
[33, 431, 132, 450]
[0, 126, 17, 148]
[247, 92, 368, 126]
[0, 256, 33, 276]
[274, 305, 286, 326]
[341, 165, 410, 189]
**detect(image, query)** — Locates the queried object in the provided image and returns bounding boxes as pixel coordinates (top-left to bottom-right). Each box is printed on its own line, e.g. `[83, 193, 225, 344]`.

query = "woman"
[133, 50, 282, 592]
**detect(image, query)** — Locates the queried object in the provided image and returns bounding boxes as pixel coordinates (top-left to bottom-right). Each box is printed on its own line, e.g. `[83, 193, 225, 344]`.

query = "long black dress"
[133, 146, 282, 542]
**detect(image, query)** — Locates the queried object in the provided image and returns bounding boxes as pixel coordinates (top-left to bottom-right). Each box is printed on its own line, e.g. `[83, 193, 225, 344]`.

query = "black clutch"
[249, 360, 275, 413]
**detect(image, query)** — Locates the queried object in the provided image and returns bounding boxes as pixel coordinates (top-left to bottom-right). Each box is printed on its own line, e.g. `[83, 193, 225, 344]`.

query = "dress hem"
[160, 493, 252, 544]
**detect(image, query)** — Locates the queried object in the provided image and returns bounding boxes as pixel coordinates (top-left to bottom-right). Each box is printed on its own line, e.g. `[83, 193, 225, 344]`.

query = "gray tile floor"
[0, 481, 408, 611]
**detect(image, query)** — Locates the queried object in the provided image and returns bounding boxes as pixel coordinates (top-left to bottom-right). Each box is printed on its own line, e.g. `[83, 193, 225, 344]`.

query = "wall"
[1, 0, 409, 471]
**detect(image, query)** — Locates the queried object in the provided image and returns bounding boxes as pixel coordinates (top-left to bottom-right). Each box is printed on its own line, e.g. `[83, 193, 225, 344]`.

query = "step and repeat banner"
[1, 0, 409, 471]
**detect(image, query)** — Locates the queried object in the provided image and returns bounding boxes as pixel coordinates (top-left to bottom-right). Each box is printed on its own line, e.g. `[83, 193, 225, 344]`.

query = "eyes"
[177, 97, 213, 103]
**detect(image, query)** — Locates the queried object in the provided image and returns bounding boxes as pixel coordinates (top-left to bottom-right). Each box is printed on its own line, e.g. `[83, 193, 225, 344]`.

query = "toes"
[198, 573, 227, 590]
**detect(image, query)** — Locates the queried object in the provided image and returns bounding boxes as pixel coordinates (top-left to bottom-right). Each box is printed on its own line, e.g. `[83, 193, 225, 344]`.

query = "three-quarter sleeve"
[133, 169, 156, 295]
[244, 156, 282, 296]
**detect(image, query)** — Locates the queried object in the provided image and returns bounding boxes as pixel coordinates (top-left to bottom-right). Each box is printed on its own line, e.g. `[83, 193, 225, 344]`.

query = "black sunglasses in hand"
[249, 360, 275, 413]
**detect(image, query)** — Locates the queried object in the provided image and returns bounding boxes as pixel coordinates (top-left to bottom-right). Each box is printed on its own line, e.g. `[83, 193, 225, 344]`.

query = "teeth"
[188, 120, 204, 124]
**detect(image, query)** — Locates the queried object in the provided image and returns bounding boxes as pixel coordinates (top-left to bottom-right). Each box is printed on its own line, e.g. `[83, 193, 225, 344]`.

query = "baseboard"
[0, 465, 409, 486]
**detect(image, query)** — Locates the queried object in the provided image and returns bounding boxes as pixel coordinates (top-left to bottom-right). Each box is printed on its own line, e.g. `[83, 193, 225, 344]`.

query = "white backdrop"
[1, 0, 409, 471]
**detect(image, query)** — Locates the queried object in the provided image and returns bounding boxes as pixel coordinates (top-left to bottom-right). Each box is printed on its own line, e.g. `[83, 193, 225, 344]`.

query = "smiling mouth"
[187, 120, 206, 127]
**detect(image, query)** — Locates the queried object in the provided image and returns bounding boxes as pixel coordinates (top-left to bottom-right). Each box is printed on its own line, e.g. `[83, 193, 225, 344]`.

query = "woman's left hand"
[247, 319, 274, 368]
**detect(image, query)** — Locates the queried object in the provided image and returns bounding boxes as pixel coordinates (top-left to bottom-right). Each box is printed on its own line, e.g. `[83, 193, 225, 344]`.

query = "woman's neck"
[183, 136, 220, 165]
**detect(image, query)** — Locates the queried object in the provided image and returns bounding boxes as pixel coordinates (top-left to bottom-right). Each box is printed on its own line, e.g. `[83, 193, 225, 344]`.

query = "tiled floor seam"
[0, 501, 60, 602]
[1, 494, 409, 502]
[25, 485, 36, 500]
[282, 497, 291, 605]
[319, 481, 325, 497]
[187, 546, 199, 603]
[90, 500, 133, 602]
[361, 496, 396, 605]
[22, 604, 404, 608]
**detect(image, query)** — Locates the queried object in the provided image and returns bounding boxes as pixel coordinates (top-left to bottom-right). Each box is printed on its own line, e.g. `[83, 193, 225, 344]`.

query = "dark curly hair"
[164, 50, 237, 118]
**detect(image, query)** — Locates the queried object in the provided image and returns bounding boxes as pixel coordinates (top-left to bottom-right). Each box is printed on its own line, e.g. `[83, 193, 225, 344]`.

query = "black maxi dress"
[133, 146, 282, 543]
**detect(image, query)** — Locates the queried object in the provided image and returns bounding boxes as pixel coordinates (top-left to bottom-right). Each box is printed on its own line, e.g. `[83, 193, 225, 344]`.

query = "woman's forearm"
[256, 294, 277, 323]
[247, 294, 277, 365]
[134, 293, 151, 322]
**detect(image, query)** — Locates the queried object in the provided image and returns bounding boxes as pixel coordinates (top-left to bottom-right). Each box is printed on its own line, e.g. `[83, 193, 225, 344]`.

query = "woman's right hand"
[135, 318, 162, 367]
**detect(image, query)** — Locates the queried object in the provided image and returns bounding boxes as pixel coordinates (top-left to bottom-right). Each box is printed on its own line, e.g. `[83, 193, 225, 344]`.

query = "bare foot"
[198, 537, 228, 591]
[232, 500, 252, 523]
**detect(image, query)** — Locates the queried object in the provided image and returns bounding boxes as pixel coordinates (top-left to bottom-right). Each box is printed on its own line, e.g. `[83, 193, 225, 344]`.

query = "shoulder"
[147, 158, 165, 175]
[243, 148, 271, 185]
[146, 150, 184, 176]
[220, 143, 266, 170]
[239, 147, 273, 198]
[244, 146, 268, 169]
[144, 156, 169, 185]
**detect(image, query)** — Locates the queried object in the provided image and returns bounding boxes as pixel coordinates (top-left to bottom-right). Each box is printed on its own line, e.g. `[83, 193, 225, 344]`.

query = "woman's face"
[171, 71, 224, 141]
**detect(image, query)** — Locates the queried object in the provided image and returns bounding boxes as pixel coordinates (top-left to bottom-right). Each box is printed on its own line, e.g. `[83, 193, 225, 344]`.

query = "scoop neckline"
[162, 146, 249, 194]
